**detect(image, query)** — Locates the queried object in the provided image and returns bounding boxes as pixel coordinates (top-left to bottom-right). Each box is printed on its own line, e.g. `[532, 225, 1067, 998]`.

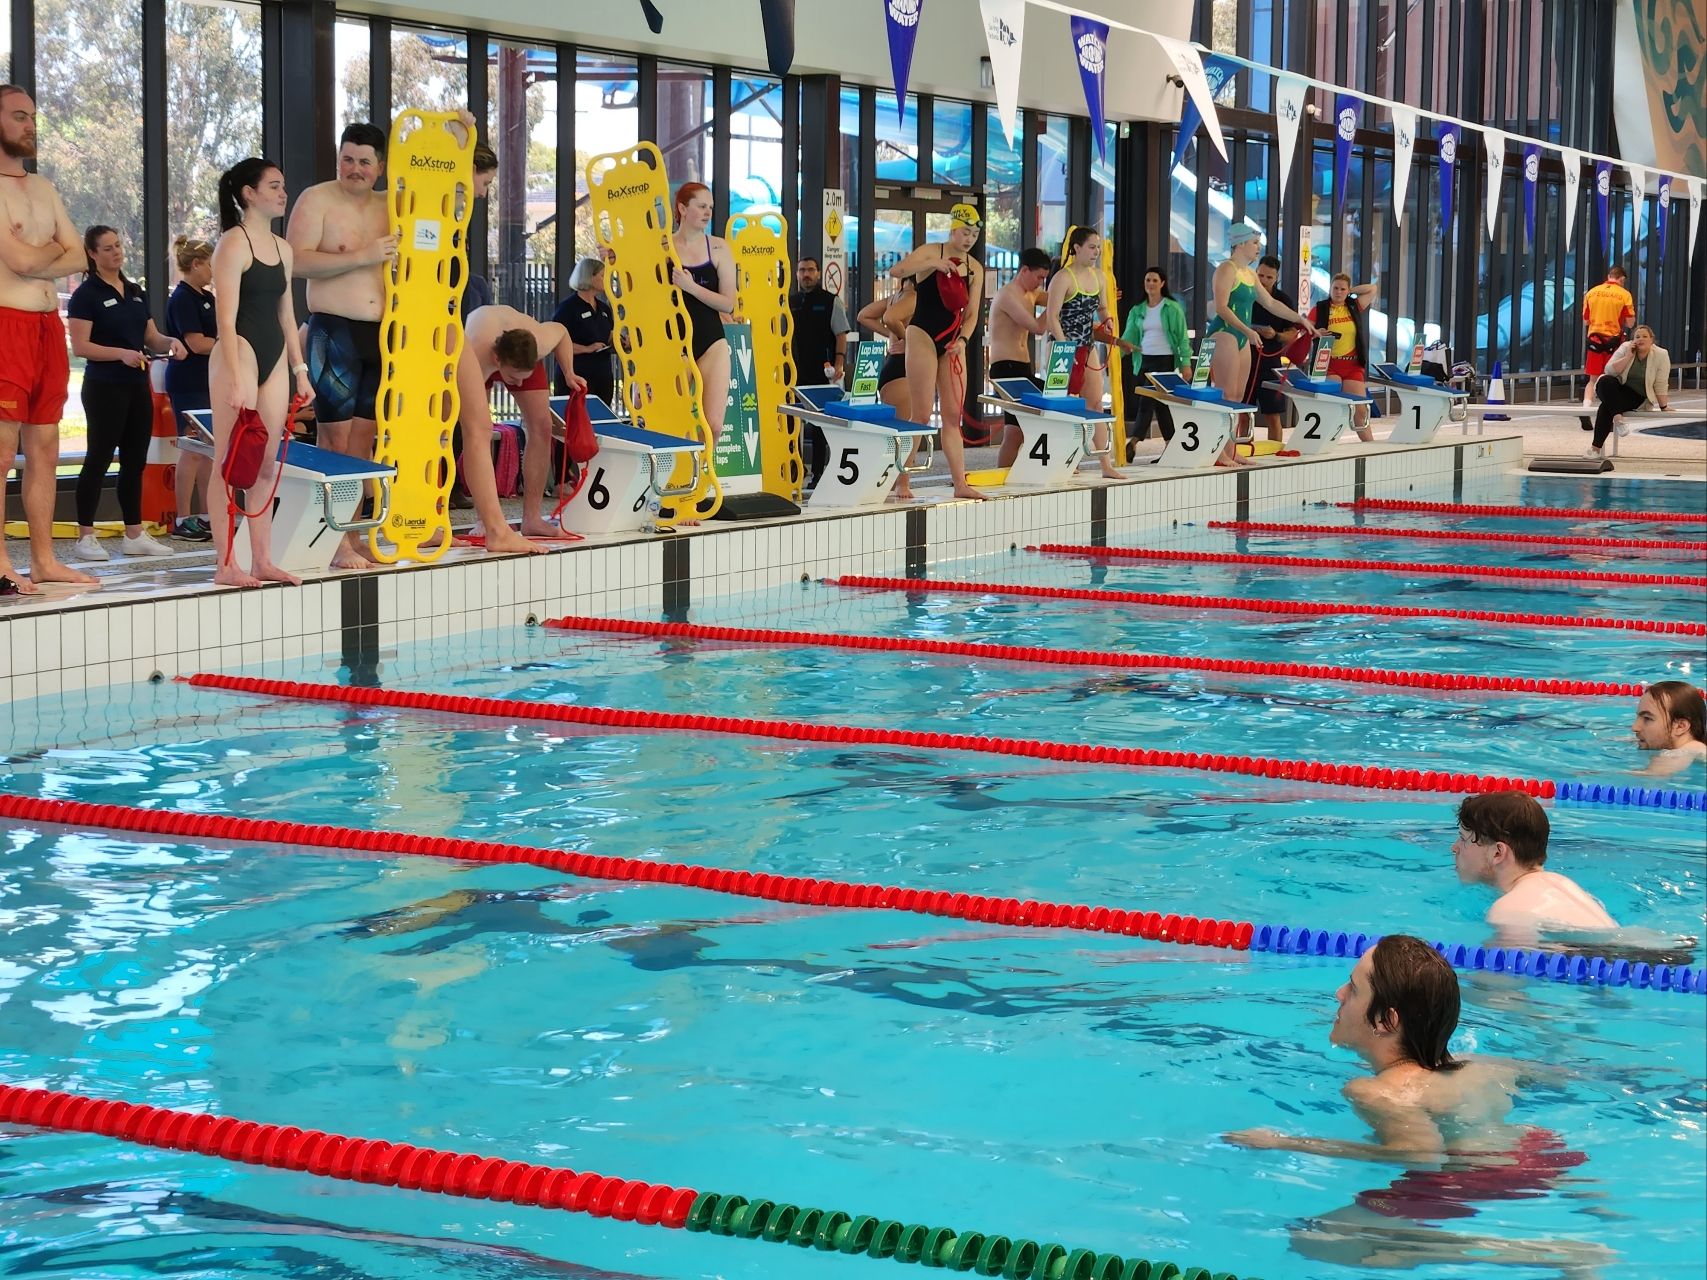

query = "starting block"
[1369, 364, 1469, 443]
[1138, 373, 1249, 468]
[979, 378, 1112, 487]
[549, 395, 704, 534]
[786, 385, 934, 509]
[1268, 368, 1370, 455]
[181, 413, 394, 575]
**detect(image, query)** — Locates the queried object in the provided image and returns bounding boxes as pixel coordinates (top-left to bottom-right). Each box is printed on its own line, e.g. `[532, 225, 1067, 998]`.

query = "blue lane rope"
[1550, 782, 1707, 812]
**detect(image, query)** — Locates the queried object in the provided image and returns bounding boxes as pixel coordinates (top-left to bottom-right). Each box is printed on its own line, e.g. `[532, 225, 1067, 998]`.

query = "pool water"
[1, 475, 1703, 1279]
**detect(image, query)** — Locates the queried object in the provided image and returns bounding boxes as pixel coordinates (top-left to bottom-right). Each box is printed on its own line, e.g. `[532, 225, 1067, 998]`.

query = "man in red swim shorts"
[0, 85, 100, 593]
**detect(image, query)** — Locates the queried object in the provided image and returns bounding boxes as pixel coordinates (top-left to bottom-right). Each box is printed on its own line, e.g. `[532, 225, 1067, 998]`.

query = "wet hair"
[1365, 935, 1462, 1072]
[1018, 247, 1052, 272]
[568, 257, 606, 291]
[494, 327, 539, 371]
[82, 224, 119, 275]
[1258, 254, 1283, 271]
[675, 181, 712, 222]
[1605, 266, 1627, 281]
[1647, 680, 1706, 744]
[473, 143, 498, 174]
[217, 158, 280, 231]
[173, 235, 214, 273]
[340, 121, 387, 160]
[1143, 265, 1173, 299]
[1062, 225, 1098, 263]
[1456, 791, 1549, 868]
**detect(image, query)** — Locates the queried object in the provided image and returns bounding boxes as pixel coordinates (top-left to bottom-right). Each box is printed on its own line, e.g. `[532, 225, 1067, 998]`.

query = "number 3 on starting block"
[1156, 415, 1231, 467]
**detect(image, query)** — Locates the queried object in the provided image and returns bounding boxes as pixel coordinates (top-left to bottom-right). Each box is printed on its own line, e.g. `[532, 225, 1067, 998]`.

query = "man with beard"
[0, 85, 100, 594]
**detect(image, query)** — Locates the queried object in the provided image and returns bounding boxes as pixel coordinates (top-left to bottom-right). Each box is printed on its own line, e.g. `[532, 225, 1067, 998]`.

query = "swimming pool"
[2, 473, 1702, 1279]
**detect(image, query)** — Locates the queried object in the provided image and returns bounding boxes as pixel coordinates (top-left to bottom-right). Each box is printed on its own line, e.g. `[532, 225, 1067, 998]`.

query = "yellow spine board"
[726, 210, 800, 501]
[369, 110, 472, 564]
[587, 143, 721, 523]
[1100, 236, 1126, 464]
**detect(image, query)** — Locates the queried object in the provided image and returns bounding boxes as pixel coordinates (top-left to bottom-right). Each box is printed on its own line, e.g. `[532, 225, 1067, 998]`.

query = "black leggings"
[1592, 374, 1646, 448]
[1130, 353, 1178, 444]
[76, 378, 154, 527]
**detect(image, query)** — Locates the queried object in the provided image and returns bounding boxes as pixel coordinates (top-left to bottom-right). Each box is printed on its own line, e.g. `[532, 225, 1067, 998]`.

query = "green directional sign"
[1043, 340, 1077, 393]
[849, 340, 887, 403]
[714, 320, 762, 483]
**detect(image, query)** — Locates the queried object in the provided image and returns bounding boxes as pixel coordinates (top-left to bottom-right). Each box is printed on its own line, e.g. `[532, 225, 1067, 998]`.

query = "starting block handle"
[899, 433, 934, 475]
[1080, 421, 1110, 458]
[321, 475, 393, 533]
[648, 449, 704, 499]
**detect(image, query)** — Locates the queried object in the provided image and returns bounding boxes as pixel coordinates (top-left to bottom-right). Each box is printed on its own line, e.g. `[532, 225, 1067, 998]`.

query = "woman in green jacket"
[1118, 266, 1192, 452]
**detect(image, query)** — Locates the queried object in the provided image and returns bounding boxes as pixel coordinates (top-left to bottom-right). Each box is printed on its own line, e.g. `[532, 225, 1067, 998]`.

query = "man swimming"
[1450, 791, 1616, 940]
[1631, 680, 1706, 777]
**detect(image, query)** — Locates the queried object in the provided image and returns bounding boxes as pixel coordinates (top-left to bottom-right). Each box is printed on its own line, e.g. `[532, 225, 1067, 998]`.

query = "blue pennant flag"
[1436, 123, 1460, 232]
[1333, 94, 1359, 211]
[1522, 143, 1540, 248]
[1070, 15, 1111, 162]
[884, 0, 923, 124]
[1595, 160, 1612, 257]
[1657, 173, 1672, 258]
[1168, 53, 1238, 173]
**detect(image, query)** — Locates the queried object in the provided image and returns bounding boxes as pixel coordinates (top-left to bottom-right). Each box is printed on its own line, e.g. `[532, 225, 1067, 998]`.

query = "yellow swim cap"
[949, 202, 981, 228]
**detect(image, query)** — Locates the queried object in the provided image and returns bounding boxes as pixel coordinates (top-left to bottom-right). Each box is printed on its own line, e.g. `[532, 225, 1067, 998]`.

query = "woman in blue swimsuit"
[1046, 227, 1122, 479]
[670, 182, 738, 454]
[209, 157, 312, 588]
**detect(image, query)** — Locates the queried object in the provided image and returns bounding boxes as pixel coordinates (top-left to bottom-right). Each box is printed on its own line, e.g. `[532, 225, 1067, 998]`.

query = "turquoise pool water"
[1, 475, 1703, 1279]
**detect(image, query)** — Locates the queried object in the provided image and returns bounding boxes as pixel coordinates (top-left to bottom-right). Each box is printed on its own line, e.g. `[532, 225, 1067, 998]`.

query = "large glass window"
[1035, 113, 1069, 254]
[728, 75, 782, 215]
[486, 39, 556, 318]
[1167, 137, 1199, 323]
[390, 25, 468, 119]
[574, 51, 638, 261]
[984, 105, 1021, 271]
[838, 85, 862, 299]
[166, 1, 262, 248]
[931, 97, 972, 186]
[335, 16, 371, 137]
[657, 61, 713, 198]
[873, 90, 918, 184]
[1093, 124, 1117, 239]
[1, 3, 11, 82]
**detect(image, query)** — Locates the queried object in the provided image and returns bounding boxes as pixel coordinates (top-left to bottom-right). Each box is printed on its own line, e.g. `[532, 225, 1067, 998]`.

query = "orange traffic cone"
[142, 370, 179, 527]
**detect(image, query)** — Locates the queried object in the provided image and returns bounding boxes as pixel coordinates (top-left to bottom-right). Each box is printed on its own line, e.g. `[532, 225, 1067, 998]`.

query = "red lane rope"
[1209, 520, 1707, 554]
[824, 574, 1707, 637]
[0, 1081, 697, 1227]
[1343, 498, 1707, 526]
[1030, 544, 1707, 589]
[543, 614, 1644, 698]
[0, 793, 1259, 951]
[180, 672, 1556, 799]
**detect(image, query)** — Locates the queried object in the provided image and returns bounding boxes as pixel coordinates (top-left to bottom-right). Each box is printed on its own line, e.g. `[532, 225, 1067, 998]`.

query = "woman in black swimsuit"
[209, 157, 312, 588]
[669, 182, 738, 453]
[888, 203, 986, 499]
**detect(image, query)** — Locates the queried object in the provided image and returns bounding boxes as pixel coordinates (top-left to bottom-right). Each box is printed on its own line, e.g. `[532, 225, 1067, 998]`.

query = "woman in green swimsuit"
[1208, 225, 1322, 467]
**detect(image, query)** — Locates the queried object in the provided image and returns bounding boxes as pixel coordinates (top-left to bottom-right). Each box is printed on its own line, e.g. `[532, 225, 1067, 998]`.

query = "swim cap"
[1227, 224, 1263, 247]
[949, 203, 981, 228]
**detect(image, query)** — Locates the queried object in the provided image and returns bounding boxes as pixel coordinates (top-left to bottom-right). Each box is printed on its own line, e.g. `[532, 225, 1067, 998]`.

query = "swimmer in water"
[1226, 935, 1612, 1274]
[1450, 792, 1616, 940]
[1630, 680, 1706, 777]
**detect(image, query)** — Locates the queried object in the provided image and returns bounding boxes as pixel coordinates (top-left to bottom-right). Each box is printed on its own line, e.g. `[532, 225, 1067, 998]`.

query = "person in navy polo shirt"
[788, 256, 849, 384]
[163, 234, 218, 540]
[66, 224, 185, 560]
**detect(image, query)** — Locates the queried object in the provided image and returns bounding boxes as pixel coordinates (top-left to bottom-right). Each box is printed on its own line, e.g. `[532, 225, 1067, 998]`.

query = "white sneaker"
[73, 533, 109, 561]
[119, 531, 174, 557]
[1584, 446, 1605, 460]
[1613, 417, 1629, 438]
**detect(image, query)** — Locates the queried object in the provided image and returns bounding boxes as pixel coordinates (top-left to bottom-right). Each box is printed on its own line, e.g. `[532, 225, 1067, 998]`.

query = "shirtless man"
[1631, 680, 1706, 777]
[1449, 791, 1616, 940]
[0, 86, 100, 593]
[988, 247, 1052, 470]
[458, 304, 585, 554]
[285, 121, 396, 569]
[1226, 935, 1609, 1273]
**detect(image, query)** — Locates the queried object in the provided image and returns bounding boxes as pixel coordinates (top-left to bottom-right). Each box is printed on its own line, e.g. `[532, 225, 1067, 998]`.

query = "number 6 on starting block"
[551, 395, 704, 535]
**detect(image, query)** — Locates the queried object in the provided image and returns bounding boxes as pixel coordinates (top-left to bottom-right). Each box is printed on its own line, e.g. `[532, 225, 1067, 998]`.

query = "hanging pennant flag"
[1070, 15, 1110, 162]
[1332, 93, 1358, 212]
[1558, 147, 1582, 248]
[1691, 177, 1704, 269]
[1390, 106, 1416, 226]
[1521, 143, 1540, 248]
[884, 0, 923, 124]
[1153, 34, 1228, 161]
[1627, 164, 1647, 247]
[1169, 53, 1239, 173]
[1273, 75, 1307, 207]
[1436, 123, 1460, 233]
[1482, 129, 1505, 242]
[1656, 173, 1672, 258]
[1595, 160, 1612, 256]
[979, 0, 1026, 148]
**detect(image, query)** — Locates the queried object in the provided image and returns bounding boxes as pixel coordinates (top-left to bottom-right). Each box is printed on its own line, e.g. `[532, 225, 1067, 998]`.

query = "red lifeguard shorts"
[486, 361, 549, 392]
[0, 308, 70, 425]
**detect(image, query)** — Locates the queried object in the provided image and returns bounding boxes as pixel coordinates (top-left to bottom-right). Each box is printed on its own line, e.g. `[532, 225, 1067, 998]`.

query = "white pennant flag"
[1154, 34, 1227, 161]
[1558, 147, 1583, 247]
[1691, 177, 1704, 268]
[1390, 106, 1416, 227]
[1627, 164, 1647, 244]
[1483, 129, 1505, 241]
[1273, 75, 1307, 208]
[978, 0, 1026, 148]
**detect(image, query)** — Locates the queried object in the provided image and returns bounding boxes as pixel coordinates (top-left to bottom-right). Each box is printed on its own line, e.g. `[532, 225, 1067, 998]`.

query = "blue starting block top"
[823, 399, 901, 425]
[180, 412, 393, 479]
[546, 395, 701, 453]
[1145, 372, 1256, 413]
[1372, 363, 1450, 390]
[548, 394, 626, 427]
[1274, 370, 1372, 402]
[991, 377, 1089, 417]
[793, 383, 846, 412]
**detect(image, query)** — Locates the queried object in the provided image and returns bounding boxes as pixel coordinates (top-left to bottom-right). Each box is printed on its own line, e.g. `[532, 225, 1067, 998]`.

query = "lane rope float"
[543, 615, 1646, 698]
[0, 1083, 1255, 1280]
[1341, 498, 1707, 526]
[2, 794, 1697, 1004]
[178, 673, 1707, 813]
[824, 575, 1707, 638]
[1206, 521, 1707, 554]
[1029, 544, 1707, 590]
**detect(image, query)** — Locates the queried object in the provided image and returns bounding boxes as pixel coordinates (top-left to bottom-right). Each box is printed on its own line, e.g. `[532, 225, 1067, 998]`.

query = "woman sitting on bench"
[1589, 325, 1671, 459]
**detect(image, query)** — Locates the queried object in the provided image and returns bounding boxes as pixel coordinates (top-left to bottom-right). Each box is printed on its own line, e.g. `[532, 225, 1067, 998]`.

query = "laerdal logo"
[409, 155, 456, 172]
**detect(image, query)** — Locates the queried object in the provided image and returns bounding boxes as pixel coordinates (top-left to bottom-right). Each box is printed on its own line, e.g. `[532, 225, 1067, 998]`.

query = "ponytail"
[217, 157, 279, 231]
